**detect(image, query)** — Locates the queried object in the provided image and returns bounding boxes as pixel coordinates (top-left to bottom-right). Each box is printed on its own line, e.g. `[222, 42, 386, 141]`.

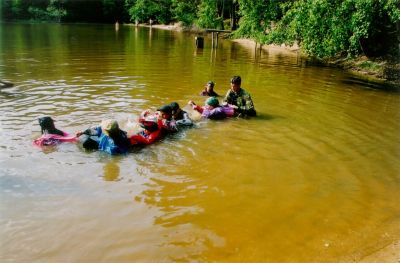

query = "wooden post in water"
[206, 29, 232, 48]
[195, 36, 204, 48]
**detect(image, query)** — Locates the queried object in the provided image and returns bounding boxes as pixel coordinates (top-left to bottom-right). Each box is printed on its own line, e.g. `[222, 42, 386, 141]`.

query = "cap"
[207, 81, 215, 87]
[157, 105, 172, 115]
[205, 97, 219, 107]
[101, 119, 119, 136]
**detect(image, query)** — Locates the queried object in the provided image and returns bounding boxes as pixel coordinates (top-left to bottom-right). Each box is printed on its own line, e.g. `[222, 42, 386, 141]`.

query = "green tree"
[46, 0, 67, 22]
[127, 0, 171, 24]
[235, 0, 282, 41]
[197, 0, 221, 29]
[171, 0, 199, 26]
[268, 0, 400, 58]
[28, 0, 66, 22]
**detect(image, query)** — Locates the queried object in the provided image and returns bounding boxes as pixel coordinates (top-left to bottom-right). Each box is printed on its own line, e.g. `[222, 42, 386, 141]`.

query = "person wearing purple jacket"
[188, 97, 227, 120]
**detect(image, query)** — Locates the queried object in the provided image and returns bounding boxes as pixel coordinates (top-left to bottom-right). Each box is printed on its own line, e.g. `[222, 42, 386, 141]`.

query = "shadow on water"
[0, 80, 14, 88]
[0, 81, 24, 99]
[342, 76, 400, 93]
[252, 112, 283, 121]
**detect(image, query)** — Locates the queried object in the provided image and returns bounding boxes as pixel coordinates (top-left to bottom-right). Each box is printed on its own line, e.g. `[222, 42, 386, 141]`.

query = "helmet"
[205, 97, 219, 107]
[140, 115, 158, 131]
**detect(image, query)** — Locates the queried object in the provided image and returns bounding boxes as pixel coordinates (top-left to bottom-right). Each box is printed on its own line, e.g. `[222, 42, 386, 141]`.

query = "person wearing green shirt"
[223, 76, 256, 117]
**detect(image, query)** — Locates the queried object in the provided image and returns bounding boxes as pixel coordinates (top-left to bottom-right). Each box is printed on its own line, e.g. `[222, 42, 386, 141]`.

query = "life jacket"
[130, 115, 163, 145]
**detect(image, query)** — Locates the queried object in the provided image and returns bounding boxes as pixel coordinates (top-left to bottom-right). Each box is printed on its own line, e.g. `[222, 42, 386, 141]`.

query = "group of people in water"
[34, 76, 256, 155]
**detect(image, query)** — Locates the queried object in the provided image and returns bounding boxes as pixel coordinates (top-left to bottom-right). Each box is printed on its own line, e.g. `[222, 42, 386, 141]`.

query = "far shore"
[125, 23, 399, 89]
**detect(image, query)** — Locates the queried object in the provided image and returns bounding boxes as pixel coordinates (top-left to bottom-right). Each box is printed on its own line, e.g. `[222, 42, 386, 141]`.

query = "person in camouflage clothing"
[223, 76, 256, 117]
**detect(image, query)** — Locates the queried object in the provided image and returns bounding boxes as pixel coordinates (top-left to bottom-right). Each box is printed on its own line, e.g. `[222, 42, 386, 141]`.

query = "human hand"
[141, 109, 151, 117]
[230, 104, 238, 109]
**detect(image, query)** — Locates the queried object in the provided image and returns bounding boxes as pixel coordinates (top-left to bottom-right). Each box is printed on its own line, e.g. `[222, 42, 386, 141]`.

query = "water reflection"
[102, 160, 121, 181]
[1, 23, 399, 262]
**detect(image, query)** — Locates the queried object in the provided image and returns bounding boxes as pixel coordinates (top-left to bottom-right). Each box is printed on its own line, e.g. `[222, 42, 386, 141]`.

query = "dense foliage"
[262, 0, 400, 58]
[1, 0, 399, 58]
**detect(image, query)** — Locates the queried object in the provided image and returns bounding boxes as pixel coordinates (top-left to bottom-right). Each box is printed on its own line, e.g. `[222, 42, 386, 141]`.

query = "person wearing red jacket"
[129, 113, 162, 146]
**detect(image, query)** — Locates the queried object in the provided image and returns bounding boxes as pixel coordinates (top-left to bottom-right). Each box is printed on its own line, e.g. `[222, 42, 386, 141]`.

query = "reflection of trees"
[133, 150, 226, 261]
[102, 160, 121, 181]
[2, 23, 129, 81]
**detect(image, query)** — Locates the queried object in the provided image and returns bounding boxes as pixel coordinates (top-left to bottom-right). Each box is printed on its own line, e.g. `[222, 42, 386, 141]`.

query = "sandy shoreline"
[359, 241, 400, 263]
[231, 38, 301, 56]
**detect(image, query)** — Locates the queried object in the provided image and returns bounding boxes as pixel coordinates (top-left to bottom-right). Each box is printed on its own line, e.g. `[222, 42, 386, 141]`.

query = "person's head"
[140, 115, 158, 132]
[206, 80, 215, 92]
[157, 105, 173, 120]
[169, 102, 181, 116]
[230, 76, 241, 93]
[101, 119, 120, 137]
[205, 96, 220, 109]
[38, 116, 64, 136]
[38, 116, 57, 134]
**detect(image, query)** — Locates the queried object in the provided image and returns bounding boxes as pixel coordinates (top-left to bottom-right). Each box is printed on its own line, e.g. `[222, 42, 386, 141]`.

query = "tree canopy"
[1, 0, 399, 58]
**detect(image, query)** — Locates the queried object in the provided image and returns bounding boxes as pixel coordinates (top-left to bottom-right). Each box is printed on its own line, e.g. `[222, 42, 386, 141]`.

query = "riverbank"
[231, 38, 400, 90]
[129, 23, 399, 90]
[325, 55, 400, 89]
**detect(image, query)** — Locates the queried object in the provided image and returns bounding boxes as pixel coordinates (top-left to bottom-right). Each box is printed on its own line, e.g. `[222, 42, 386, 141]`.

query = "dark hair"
[157, 105, 172, 115]
[231, 76, 241, 85]
[169, 102, 180, 112]
[38, 116, 64, 136]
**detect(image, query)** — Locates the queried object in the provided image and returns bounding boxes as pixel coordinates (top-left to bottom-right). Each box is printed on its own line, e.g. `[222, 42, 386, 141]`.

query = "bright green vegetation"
[357, 61, 382, 71]
[1, 0, 399, 59]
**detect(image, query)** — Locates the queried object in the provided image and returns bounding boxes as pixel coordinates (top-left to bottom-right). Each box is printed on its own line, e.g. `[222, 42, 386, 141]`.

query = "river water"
[0, 23, 399, 262]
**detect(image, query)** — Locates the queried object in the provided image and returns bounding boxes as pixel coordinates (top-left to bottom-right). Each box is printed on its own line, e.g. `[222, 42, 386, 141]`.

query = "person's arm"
[193, 105, 204, 113]
[130, 130, 162, 145]
[138, 109, 151, 123]
[223, 90, 232, 104]
[188, 100, 204, 113]
[77, 126, 101, 137]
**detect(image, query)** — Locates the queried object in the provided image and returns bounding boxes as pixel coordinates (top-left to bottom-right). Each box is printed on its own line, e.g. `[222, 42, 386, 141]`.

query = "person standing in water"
[200, 81, 219, 97]
[223, 76, 256, 117]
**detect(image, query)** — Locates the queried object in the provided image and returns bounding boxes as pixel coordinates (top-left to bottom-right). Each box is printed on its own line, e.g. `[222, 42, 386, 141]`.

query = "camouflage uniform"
[224, 88, 256, 116]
